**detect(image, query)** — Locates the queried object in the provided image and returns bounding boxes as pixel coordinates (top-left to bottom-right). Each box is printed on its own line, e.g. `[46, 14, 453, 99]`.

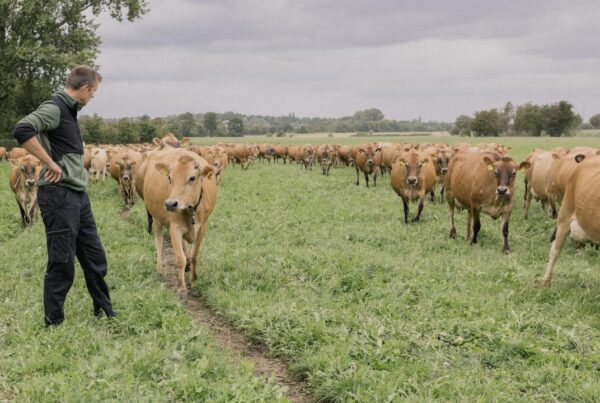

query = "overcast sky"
[84, 0, 600, 122]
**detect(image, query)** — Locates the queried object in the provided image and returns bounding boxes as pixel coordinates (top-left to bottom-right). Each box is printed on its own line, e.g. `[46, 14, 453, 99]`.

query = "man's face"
[78, 83, 99, 106]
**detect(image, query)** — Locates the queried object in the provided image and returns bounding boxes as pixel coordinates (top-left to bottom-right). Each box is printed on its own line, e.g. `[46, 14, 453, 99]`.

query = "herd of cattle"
[1, 133, 599, 291]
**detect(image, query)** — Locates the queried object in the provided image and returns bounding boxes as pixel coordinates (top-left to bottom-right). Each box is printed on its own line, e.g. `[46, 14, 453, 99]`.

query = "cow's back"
[571, 156, 600, 242]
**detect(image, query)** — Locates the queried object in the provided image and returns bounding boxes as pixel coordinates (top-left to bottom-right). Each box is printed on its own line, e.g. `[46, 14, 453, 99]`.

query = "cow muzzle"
[496, 186, 510, 196]
[26, 179, 36, 187]
[441, 167, 448, 174]
[121, 175, 130, 182]
[367, 160, 374, 166]
[165, 199, 179, 211]
[407, 176, 418, 186]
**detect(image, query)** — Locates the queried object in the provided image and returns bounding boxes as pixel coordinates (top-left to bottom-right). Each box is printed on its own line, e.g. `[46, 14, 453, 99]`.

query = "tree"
[352, 108, 385, 121]
[0, 0, 148, 136]
[203, 112, 218, 136]
[590, 114, 600, 129]
[540, 101, 579, 136]
[177, 112, 196, 136]
[451, 115, 472, 136]
[513, 103, 542, 135]
[227, 118, 244, 137]
[80, 114, 104, 144]
[471, 109, 503, 136]
[136, 115, 157, 143]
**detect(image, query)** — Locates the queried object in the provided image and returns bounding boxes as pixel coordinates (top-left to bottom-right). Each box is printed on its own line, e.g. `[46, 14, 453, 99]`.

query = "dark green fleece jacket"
[13, 90, 88, 192]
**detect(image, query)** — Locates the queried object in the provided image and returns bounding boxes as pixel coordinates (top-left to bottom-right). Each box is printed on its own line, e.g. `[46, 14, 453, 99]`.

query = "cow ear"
[483, 156, 495, 171]
[130, 160, 137, 166]
[152, 137, 161, 147]
[200, 164, 215, 180]
[518, 161, 531, 172]
[154, 162, 170, 176]
[552, 153, 561, 161]
[505, 146, 512, 152]
[574, 154, 586, 163]
[358, 149, 365, 154]
[8, 159, 19, 168]
[181, 137, 191, 149]
[420, 157, 429, 165]
[375, 147, 382, 152]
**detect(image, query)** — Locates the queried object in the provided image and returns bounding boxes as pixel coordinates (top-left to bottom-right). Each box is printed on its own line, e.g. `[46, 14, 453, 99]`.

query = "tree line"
[451, 101, 595, 137]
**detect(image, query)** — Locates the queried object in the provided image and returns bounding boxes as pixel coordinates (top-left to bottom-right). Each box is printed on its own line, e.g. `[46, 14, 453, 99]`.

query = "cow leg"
[466, 209, 473, 242]
[543, 221, 571, 286]
[501, 211, 511, 253]
[430, 189, 435, 202]
[190, 222, 209, 284]
[169, 226, 188, 296]
[146, 210, 153, 234]
[364, 172, 369, 188]
[152, 219, 164, 274]
[402, 197, 409, 224]
[18, 203, 27, 226]
[549, 198, 558, 219]
[355, 166, 360, 186]
[448, 196, 456, 238]
[373, 167, 379, 187]
[412, 197, 425, 223]
[471, 209, 481, 245]
[523, 189, 533, 219]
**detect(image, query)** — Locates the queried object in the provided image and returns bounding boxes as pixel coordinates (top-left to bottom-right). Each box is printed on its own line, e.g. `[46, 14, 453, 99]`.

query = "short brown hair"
[66, 65, 102, 90]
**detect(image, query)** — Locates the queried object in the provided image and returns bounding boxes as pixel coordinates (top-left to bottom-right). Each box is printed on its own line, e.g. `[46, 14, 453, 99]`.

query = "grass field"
[2, 135, 600, 401]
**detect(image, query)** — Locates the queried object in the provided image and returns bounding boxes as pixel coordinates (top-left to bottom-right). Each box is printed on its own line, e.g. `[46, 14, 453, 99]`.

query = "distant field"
[2, 136, 600, 401]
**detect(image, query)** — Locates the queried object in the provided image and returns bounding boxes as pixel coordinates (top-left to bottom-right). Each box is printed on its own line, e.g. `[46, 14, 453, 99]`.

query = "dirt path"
[160, 239, 312, 403]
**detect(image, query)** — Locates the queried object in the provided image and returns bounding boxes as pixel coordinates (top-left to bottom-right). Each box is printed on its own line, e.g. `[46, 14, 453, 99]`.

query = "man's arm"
[13, 100, 62, 183]
[20, 137, 62, 183]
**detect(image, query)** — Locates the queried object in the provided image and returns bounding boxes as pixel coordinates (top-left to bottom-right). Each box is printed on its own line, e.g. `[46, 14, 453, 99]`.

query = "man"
[13, 65, 116, 326]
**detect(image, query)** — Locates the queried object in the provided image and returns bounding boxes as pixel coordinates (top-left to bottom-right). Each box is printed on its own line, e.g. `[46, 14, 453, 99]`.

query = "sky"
[84, 0, 600, 122]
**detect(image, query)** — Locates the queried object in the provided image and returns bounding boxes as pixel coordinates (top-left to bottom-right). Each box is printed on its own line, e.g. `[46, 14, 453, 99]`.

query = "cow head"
[358, 146, 382, 168]
[155, 154, 215, 213]
[10, 157, 40, 189]
[436, 150, 451, 175]
[118, 159, 137, 183]
[396, 152, 429, 187]
[484, 156, 530, 198]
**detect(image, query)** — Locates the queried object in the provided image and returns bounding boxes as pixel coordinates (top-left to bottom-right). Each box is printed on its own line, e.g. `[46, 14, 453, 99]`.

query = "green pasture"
[2, 135, 600, 401]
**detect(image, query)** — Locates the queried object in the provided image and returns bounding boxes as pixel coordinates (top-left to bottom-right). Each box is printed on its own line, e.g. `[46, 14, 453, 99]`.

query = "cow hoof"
[411, 217, 420, 223]
[176, 288, 188, 301]
[184, 262, 191, 273]
[502, 248, 510, 255]
[449, 229, 456, 238]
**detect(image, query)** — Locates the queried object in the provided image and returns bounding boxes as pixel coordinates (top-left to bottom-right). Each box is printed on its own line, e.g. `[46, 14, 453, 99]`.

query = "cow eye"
[511, 171, 516, 177]
[167, 175, 172, 183]
[189, 176, 196, 182]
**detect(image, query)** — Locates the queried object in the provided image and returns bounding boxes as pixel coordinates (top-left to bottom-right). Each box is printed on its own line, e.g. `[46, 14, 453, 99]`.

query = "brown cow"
[8, 147, 28, 159]
[390, 150, 437, 223]
[543, 154, 600, 286]
[0, 147, 8, 161]
[152, 133, 190, 150]
[272, 145, 288, 164]
[445, 152, 530, 253]
[9, 155, 41, 226]
[89, 147, 108, 183]
[354, 144, 382, 187]
[229, 144, 253, 169]
[524, 150, 559, 219]
[109, 150, 142, 208]
[143, 149, 217, 296]
[338, 145, 355, 166]
[317, 145, 333, 176]
[549, 147, 598, 206]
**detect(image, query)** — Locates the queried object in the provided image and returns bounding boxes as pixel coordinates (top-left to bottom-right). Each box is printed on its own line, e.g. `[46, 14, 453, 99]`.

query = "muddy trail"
[160, 238, 312, 403]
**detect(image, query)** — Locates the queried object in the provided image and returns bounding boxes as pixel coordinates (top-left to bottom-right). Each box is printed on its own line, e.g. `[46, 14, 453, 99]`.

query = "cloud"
[84, 0, 600, 121]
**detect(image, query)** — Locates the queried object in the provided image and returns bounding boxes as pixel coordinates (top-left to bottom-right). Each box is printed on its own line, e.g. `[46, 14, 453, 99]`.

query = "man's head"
[65, 65, 102, 106]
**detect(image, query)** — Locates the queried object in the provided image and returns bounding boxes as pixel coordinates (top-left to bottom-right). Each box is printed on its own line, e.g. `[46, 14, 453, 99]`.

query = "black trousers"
[38, 185, 114, 325]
